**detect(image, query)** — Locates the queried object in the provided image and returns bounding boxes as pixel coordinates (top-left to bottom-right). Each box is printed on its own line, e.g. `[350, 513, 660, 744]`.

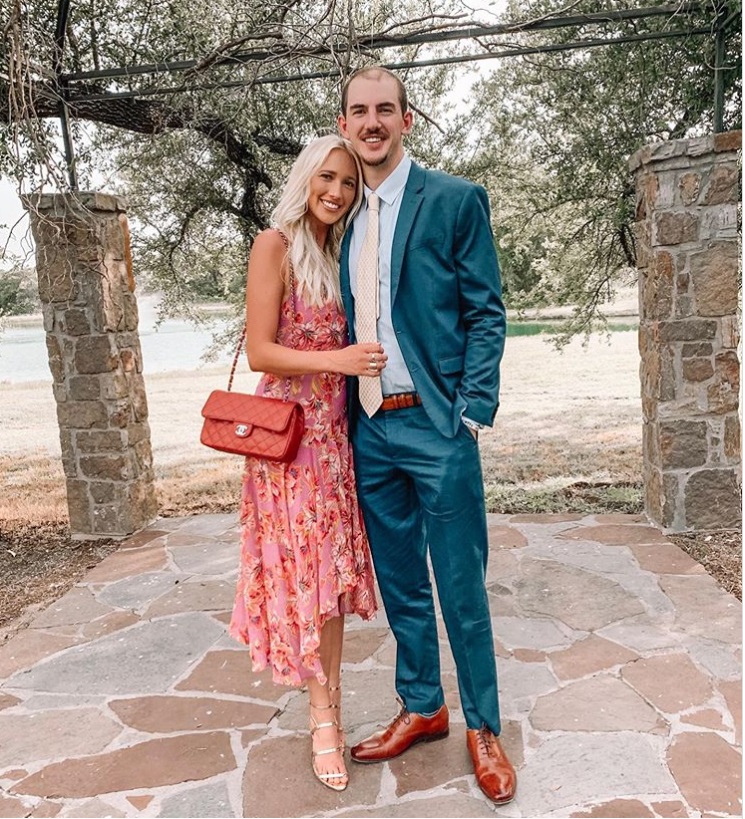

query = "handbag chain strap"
[227, 229, 296, 402]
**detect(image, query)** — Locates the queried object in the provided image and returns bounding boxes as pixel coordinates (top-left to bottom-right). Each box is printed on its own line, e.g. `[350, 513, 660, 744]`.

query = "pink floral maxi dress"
[229, 288, 378, 686]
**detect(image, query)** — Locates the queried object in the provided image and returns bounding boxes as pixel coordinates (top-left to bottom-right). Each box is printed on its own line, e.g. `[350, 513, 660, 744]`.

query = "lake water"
[0, 295, 235, 384]
[0, 302, 637, 385]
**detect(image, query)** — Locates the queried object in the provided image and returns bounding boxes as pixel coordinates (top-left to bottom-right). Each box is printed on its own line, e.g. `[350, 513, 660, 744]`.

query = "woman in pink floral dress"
[229, 135, 383, 791]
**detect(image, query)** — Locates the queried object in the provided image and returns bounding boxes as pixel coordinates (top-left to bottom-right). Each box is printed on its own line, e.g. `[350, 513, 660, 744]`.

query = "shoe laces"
[477, 726, 495, 757]
[391, 697, 411, 727]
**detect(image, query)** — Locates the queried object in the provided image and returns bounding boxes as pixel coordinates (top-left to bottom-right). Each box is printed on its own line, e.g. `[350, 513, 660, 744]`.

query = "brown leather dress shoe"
[351, 703, 449, 763]
[466, 727, 517, 804]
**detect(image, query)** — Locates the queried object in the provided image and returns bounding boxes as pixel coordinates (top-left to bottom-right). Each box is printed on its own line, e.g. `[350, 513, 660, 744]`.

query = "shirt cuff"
[461, 416, 484, 431]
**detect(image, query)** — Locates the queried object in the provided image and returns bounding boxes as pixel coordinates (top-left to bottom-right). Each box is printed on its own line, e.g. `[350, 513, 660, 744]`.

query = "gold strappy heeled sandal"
[329, 682, 344, 744]
[310, 702, 348, 792]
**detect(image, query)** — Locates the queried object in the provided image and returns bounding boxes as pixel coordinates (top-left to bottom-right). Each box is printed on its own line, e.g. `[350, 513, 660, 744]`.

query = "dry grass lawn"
[1, 331, 643, 522]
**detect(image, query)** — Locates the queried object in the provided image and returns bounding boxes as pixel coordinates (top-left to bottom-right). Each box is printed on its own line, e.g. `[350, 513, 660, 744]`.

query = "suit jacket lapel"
[390, 163, 425, 306]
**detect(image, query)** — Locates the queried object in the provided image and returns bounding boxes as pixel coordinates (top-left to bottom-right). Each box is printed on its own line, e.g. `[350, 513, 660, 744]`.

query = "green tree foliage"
[2, 1, 740, 336]
[0, 268, 39, 317]
[465, 0, 741, 341]
[3, 0, 470, 318]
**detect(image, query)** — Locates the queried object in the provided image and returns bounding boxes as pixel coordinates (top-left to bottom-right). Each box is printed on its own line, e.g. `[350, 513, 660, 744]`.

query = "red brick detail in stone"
[390, 732, 472, 797]
[175, 650, 277, 699]
[0, 795, 32, 818]
[109, 695, 278, 733]
[703, 166, 739, 206]
[488, 524, 528, 549]
[28, 802, 62, 817]
[667, 732, 742, 814]
[119, 529, 169, 550]
[625, 542, 704, 576]
[143, 580, 234, 618]
[162, 532, 211, 549]
[83, 545, 167, 582]
[622, 654, 712, 713]
[243, 734, 382, 816]
[649, 801, 688, 818]
[570, 799, 654, 817]
[714, 131, 742, 152]
[718, 679, 742, 744]
[512, 648, 546, 663]
[125, 795, 154, 810]
[558, 524, 669, 546]
[678, 172, 701, 206]
[240, 729, 268, 748]
[0, 797, 61, 818]
[592, 514, 646, 524]
[494, 638, 511, 659]
[0, 769, 28, 781]
[681, 708, 726, 730]
[11, 732, 235, 798]
[549, 635, 638, 681]
[0, 631, 81, 679]
[81, 611, 141, 642]
[0, 694, 21, 712]
[655, 212, 698, 246]
[508, 513, 583, 523]
[340, 628, 390, 664]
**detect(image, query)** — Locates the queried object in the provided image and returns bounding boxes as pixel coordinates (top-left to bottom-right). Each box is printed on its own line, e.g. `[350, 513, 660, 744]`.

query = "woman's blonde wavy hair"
[271, 134, 363, 307]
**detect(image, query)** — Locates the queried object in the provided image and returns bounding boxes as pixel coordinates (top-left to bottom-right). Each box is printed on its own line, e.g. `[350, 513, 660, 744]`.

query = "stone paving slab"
[0, 513, 741, 818]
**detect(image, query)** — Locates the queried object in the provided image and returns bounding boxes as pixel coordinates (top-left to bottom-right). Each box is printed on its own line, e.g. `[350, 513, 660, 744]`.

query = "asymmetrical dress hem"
[229, 288, 378, 687]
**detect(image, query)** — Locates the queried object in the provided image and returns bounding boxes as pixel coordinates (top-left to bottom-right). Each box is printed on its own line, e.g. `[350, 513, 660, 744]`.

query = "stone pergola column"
[630, 132, 741, 531]
[23, 192, 158, 538]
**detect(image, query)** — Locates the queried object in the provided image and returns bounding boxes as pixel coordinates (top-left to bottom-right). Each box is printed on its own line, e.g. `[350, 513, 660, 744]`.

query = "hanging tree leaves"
[467, 0, 741, 342]
[1, 0, 740, 334]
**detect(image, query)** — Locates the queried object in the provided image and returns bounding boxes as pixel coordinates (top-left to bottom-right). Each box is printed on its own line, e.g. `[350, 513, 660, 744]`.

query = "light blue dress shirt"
[349, 154, 415, 396]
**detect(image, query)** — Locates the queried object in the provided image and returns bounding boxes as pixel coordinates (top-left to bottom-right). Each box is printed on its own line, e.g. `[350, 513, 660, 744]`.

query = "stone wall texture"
[630, 131, 741, 531]
[23, 192, 158, 538]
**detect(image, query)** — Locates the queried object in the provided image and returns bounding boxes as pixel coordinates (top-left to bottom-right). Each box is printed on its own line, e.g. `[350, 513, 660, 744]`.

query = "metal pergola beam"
[50, 0, 737, 168]
[60, 2, 707, 84]
[67, 26, 715, 104]
[713, 5, 739, 131]
[54, 0, 78, 189]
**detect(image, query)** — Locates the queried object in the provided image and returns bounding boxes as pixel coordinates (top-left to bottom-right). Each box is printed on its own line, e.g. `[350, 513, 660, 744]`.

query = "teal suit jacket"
[340, 161, 506, 438]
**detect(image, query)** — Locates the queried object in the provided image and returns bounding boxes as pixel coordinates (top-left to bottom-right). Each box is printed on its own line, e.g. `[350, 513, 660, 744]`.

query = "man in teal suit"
[338, 67, 516, 804]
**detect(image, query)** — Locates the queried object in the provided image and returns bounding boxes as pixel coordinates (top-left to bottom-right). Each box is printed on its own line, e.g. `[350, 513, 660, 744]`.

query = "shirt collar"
[364, 154, 412, 208]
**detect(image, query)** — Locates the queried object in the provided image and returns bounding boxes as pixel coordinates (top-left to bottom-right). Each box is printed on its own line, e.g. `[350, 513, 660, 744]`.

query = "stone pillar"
[23, 192, 158, 538]
[630, 132, 741, 531]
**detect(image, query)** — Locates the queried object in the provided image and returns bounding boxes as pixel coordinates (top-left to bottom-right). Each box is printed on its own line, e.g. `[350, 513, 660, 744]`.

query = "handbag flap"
[201, 390, 298, 432]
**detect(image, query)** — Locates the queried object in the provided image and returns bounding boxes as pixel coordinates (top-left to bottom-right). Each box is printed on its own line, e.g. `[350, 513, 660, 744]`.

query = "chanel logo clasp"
[235, 424, 251, 438]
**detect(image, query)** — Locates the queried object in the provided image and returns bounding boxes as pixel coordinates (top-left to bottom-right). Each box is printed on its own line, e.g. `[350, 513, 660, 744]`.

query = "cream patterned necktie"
[355, 192, 383, 417]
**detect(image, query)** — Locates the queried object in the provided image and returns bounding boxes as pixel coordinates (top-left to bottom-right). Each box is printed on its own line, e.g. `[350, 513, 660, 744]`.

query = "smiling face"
[338, 72, 413, 186]
[306, 148, 359, 236]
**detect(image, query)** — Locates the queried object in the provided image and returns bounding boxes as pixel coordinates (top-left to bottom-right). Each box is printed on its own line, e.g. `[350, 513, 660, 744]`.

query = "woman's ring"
[369, 361, 377, 370]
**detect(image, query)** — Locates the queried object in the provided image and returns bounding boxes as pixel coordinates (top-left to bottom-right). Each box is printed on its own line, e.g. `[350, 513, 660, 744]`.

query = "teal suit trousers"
[352, 405, 501, 734]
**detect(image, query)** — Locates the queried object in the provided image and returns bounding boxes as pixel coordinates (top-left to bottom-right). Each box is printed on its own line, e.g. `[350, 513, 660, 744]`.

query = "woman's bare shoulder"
[253, 228, 287, 253]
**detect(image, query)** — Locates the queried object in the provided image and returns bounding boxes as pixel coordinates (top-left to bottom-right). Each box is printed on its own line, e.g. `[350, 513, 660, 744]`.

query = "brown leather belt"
[379, 392, 422, 412]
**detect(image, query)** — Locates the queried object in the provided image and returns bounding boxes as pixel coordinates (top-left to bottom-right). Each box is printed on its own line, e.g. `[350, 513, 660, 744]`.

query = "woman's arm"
[245, 230, 386, 378]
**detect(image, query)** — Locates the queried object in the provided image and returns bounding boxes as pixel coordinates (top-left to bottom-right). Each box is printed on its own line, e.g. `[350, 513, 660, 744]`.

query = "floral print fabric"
[229, 289, 378, 686]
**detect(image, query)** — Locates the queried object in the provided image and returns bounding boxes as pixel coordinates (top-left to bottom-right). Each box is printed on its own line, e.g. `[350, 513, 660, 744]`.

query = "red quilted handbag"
[200, 230, 304, 463]
[200, 387, 304, 461]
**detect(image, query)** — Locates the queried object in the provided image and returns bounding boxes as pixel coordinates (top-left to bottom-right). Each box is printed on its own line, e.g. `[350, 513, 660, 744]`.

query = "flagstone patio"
[0, 513, 741, 818]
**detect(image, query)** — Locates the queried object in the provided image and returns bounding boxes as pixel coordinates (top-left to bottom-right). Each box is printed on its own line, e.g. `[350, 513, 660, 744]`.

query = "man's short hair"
[340, 66, 408, 114]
